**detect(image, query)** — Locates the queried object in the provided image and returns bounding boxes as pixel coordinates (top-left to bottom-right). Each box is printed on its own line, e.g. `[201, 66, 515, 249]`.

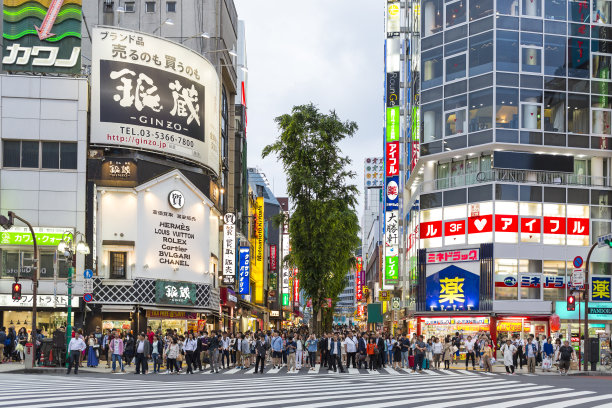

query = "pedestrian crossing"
[1, 372, 611, 407]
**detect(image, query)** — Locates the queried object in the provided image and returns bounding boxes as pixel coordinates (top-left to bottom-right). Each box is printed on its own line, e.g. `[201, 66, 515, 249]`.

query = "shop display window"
[469, 88, 493, 131]
[495, 258, 518, 300]
[4, 311, 70, 337]
[543, 260, 567, 301]
[496, 87, 519, 129]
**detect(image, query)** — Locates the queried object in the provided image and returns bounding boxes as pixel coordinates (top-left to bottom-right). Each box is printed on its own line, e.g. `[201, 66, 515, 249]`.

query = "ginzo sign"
[91, 27, 220, 172]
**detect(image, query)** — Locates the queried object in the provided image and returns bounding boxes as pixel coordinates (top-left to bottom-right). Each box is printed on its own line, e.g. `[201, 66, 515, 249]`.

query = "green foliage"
[263, 104, 361, 332]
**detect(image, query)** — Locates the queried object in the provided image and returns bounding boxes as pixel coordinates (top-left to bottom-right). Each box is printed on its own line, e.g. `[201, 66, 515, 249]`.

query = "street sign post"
[391, 297, 401, 310]
[83, 269, 93, 279]
[597, 233, 612, 248]
[83, 293, 93, 303]
[379, 290, 391, 301]
[571, 269, 585, 287]
[83, 278, 93, 293]
[573, 256, 584, 268]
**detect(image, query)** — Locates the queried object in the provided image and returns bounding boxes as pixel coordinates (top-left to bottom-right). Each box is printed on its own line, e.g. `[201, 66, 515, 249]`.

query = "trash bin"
[24, 343, 33, 369]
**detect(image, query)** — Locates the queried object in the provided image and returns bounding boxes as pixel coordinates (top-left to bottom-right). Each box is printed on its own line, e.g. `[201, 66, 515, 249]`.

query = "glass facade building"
[400, 0, 612, 345]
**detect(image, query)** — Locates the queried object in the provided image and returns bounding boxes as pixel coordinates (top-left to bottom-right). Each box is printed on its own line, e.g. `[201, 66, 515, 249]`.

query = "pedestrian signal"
[567, 295, 576, 311]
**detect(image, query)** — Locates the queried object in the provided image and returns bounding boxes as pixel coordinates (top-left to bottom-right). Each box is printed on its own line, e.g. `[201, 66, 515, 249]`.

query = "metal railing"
[428, 170, 610, 191]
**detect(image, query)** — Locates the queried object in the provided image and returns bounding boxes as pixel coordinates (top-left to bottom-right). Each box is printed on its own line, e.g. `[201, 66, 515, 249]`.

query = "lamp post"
[0, 211, 38, 367]
[57, 231, 90, 366]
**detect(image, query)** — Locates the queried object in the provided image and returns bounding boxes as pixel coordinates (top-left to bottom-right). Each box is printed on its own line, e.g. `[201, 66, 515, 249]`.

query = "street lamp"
[57, 230, 90, 366]
[152, 18, 173, 34]
[180, 32, 211, 44]
[0, 211, 39, 367]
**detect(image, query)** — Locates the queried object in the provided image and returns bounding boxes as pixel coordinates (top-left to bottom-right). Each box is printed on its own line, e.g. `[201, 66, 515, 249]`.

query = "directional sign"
[572, 269, 585, 287]
[83, 293, 93, 303]
[35, 0, 65, 40]
[598, 233, 612, 248]
[83, 269, 93, 279]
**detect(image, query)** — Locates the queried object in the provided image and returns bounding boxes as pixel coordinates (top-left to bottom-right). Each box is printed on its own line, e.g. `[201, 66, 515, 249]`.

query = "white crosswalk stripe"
[2, 373, 610, 407]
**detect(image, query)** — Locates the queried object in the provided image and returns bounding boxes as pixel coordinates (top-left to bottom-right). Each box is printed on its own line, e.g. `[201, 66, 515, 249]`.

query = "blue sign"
[238, 247, 250, 295]
[426, 265, 480, 311]
[84, 269, 93, 279]
[592, 276, 611, 302]
[385, 175, 399, 211]
[573, 256, 584, 268]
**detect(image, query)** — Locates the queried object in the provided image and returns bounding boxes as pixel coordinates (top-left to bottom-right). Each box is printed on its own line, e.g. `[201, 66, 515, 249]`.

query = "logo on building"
[168, 190, 185, 209]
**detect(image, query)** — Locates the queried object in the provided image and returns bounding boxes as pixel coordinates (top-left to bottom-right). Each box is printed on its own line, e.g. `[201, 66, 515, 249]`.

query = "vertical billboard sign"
[238, 247, 250, 295]
[251, 197, 264, 303]
[222, 213, 236, 285]
[356, 256, 363, 300]
[281, 211, 291, 307]
[2, 0, 82, 73]
[90, 26, 220, 173]
[385, 1, 401, 287]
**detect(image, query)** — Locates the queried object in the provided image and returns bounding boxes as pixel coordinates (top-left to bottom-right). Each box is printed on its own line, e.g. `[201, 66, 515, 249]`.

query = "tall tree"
[262, 103, 360, 333]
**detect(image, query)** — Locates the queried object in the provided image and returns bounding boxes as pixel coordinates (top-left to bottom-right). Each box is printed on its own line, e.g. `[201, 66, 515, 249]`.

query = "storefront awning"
[143, 306, 208, 314]
[101, 305, 134, 312]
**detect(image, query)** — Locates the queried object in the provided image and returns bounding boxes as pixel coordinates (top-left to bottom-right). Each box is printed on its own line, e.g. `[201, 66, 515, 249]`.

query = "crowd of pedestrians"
[58, 325, 579, 376]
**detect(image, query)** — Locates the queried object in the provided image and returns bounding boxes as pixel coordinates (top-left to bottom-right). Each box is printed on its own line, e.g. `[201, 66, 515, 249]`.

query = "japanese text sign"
[426, 265, 480, 311]
[426, 249, 479, 264]
[591, 275, 611, 302]
[238, 247, 250, 295]
[222, 213, 236, 286]
[155, 280, 196, 306]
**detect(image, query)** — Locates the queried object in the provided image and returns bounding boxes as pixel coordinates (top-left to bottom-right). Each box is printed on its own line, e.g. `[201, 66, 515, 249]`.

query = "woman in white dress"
[501, 338, 518, 375]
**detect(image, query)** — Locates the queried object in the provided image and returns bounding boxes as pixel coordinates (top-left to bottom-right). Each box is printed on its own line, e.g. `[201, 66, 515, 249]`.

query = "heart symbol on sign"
[474, 218, 487, 231]
[530, 56, 533, 60]
[531, 112, 534, 115]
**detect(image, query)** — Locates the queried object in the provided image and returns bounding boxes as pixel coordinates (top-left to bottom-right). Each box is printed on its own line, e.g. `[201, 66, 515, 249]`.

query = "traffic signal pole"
[583, 242, 598, 372]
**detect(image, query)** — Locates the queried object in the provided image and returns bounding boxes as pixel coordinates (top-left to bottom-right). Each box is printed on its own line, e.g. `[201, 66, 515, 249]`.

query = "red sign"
[468, 214, 493, 234]
[426, 249, 479, 264]
[294, 278, 300, 303]
[420, 221, 442, 238]
[269, 244, 277, 271]
[544, 217, 566, 234]
[356, 256, 363, 301]
[567, 218, 589, 236]
[520, 217, 541, 235]
[494, 214, 518, 233]
[444, 220, 465, 236]
[386, 142, 400, 176]
[410, 142, 419, 171]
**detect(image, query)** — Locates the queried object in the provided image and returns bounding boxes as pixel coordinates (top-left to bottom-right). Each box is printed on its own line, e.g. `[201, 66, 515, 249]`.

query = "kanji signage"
[426, 264, 480, 311]
[90, 26, 220, 173]
[591, 275, 611, 302]
[155, 280, 196, 306]
[238, 247, 250, 295]
[269, 244, 277, 271]
[385, 210, 399, 284]
[222, 213, 236, 286]
[385, 175, 399, 211]
[426, 249, 479, 264]
[2, 0, 82, 74]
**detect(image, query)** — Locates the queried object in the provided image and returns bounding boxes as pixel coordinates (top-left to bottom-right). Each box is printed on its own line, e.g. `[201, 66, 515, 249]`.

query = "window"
[469, 88, 493, 131]
[445, 109, 467, 136]
[544, 35, 566, 76]
[570, 0, 590, 23]
[145, 1, 156, 13]
[568, 37, 590, 78]
[60, 142, 77, 169]
[544, 92, 566, 132]
[445, 53, 466, 82]
[469, 32, 493, 76]
[470, 0, 493, 21]
[110, 252, 127, 279]
[422, 0, 443, 37]
[1, 250, 68, 279]
[593, 0, 612, 25]
[21, 141, 39, 168]
[522, 47, 542, 73]
[543, 260, 566, 301]
[2, 140, 20, 167]
[42, 142, 59, 169]
[422, 47, 443, 89]
[125, 1, 135, 12]
[568, 93, 590, 133]
[546, 0, 567, 20]
[496, 87, 519, 129]
[522, 0, 542, 17]
[497, 0, 519, 15]
[496, 30, 519, 72]
[495, 259, 518, 300]
[166, 1, 176, 12]
[521, 103, 542, 129]
[422, 101, 443, 142]
[446, 0, 466, 28]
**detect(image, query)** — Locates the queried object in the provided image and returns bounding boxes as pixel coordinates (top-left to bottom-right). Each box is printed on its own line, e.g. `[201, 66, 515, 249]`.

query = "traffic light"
[567, 295, 576, 311]
[606, 238, 612, 248]
[11, 282, 21, 300]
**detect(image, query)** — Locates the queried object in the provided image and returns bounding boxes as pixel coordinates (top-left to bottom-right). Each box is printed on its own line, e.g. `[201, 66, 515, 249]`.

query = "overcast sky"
[234, 0, 383, 219]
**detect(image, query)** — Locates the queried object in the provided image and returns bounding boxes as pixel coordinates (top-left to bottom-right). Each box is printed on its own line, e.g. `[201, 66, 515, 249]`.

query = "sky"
[234, 0, 384, 219]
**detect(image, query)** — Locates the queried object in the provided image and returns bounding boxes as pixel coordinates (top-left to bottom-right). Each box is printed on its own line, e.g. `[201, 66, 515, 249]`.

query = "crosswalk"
[150, 364, 557, 377]
[1, 372, 611, 407]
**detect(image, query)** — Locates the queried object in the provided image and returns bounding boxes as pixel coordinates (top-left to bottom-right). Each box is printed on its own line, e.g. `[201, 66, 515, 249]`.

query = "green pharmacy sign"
[155, 280, 196, 306]
[386, 106, 400, 142]
[0, 231, 64, 246]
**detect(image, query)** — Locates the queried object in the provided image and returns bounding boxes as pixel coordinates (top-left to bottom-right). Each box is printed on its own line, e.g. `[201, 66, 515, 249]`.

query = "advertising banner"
[222, 213, 236, 286]
[385, 175, 399, 211]
[269, 244, 277, 271]
[426, 264, 480, 311]
[155, 280, 196, 306]
[281, 212, 291, 307]
[0, 227, 67, 246]
[364, 157, 384, 188]
[356, 256, 363, 301]
[251, 197, 265, 303]
[238, 247, 250, 295]
[2, 0, 82, 73]
[591, 275, 611, 302]
[91, 26, 220, 173]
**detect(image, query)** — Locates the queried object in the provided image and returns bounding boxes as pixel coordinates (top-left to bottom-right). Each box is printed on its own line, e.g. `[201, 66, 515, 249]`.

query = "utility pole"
[583, 242, 597, 372]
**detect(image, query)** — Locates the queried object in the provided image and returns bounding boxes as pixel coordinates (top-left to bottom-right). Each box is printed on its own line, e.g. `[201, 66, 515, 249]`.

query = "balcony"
[428, 170, 609, 191]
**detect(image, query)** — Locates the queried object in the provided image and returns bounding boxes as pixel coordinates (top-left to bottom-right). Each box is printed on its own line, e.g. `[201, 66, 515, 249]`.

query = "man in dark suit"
[376, 333, 385, 369]
[318, 333, 329, 367]
[357, 333, 367, 369]
[329, 333, 345, 373]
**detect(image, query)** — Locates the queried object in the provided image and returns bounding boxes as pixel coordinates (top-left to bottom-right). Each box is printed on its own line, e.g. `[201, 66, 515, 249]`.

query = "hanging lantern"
[550, 313, 561, 332]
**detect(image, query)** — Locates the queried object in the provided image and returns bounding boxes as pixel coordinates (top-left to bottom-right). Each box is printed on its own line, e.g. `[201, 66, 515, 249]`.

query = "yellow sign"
[497, 321, 529, 332]
[252, 197, 265, 304]
[439, 277, 465, 304]
[379, 290, 391, 301]
[592, 279, 611, 300]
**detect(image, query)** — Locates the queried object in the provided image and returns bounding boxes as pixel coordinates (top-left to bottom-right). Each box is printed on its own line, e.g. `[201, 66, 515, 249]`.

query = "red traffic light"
[11, 282, 21, 300]
[567, 295, 576, 311]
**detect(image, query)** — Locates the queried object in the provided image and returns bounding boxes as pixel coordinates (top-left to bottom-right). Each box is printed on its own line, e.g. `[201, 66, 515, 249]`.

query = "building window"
[145, 1, 156, 13]
[110, 252, 127, 279]
[445, 53, 466, 82]
[3, 140, 77, 170]
[446, 0, 466, 28]
[1, 250, 68, 279]
[495, 259, 518, 300]
[125, 1, 135, 12]
[522, 0, 542, 17]
[166, 1, 176, 12]
[421, 0, 443, 37]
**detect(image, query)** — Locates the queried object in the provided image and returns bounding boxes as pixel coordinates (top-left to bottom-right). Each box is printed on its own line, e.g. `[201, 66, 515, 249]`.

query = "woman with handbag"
[86, 335, 99, 367]
[482, 340, 493, 372]
[166, 337, 180, 374]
